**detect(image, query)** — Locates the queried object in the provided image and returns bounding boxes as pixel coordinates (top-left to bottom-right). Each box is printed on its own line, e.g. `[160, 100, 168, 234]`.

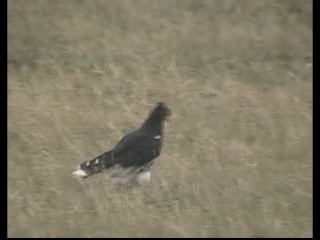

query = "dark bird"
[72, 102, 171, 186]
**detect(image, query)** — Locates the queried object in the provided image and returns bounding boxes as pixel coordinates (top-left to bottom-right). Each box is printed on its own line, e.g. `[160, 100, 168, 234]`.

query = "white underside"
[136, 171, 151, 186]
[107, 164, 151, 186]
[72, 164, 151, 186]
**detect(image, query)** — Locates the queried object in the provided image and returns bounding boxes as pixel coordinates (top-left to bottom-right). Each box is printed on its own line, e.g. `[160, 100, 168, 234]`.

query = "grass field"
[8, 0, 312, 237]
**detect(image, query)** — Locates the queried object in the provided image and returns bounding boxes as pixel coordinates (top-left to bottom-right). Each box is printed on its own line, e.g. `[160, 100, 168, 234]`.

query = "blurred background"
[8, 0, 312, 237]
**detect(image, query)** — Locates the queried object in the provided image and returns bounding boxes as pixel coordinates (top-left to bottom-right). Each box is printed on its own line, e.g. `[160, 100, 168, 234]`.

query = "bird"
[72, 102, 171, 186]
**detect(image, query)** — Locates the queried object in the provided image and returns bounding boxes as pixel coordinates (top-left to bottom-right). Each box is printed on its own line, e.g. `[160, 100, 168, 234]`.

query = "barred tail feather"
[72, 151, 112, 178]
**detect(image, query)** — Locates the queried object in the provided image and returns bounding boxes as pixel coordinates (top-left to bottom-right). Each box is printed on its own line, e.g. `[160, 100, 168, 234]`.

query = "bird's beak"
[164, 108, 171, 121]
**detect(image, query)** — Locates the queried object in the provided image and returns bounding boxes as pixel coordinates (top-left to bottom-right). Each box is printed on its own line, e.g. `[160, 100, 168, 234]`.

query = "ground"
[8, 0, 312, 237]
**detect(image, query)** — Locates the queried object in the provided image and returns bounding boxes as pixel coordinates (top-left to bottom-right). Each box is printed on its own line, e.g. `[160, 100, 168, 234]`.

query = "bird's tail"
[72, 151, 112, 178]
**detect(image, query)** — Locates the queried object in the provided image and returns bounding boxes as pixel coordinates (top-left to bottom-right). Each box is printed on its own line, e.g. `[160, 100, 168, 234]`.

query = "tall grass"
[8, 0, 312, 237]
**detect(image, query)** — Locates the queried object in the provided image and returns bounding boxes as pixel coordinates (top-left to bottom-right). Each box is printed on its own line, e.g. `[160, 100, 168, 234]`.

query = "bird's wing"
[111, 132, 162, 168]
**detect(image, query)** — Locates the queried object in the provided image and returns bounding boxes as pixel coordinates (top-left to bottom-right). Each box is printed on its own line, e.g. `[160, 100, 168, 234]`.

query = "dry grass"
[8, 0, 312, 237]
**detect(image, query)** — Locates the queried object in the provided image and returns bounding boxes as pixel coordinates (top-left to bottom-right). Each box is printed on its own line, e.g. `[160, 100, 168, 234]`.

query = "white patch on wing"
[95, 159, 99, 164]
[154, 135, 162, 140]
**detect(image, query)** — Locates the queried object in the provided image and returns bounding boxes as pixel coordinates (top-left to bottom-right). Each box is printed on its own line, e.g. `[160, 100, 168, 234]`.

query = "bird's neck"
[140, 114, 163, 135]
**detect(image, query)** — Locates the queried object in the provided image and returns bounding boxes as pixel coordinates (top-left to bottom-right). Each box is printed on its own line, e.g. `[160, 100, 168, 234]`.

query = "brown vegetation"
[8, 0, 312, 237]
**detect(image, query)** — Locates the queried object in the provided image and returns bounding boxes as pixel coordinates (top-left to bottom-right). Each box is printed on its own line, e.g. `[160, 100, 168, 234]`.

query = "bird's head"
[141, 102, 171, 131]
[153, 102, 171, 120]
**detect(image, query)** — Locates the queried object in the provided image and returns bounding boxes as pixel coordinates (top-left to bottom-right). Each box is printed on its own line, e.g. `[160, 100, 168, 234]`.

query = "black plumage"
[72, 102, 171, 185]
